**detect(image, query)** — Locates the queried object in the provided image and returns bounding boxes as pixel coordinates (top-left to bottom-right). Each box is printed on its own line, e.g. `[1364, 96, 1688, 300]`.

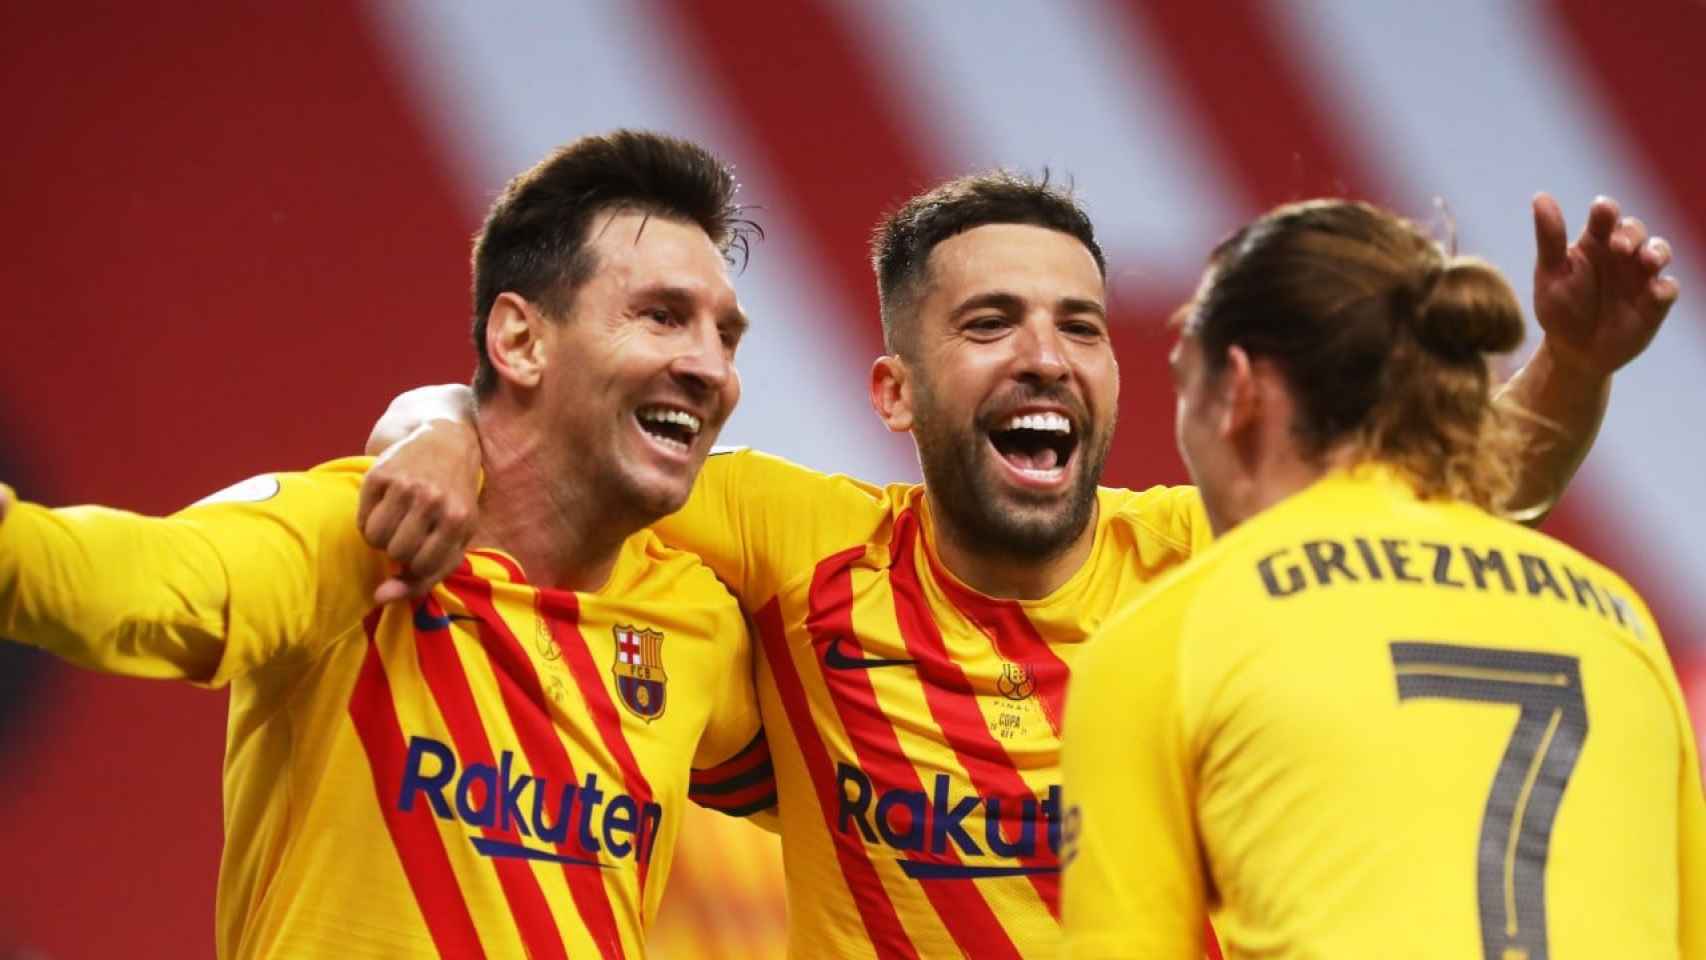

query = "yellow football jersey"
[0, 458, 760, 959]
[1061, 466, 1706, 960]
[652, 448, 1214, 958]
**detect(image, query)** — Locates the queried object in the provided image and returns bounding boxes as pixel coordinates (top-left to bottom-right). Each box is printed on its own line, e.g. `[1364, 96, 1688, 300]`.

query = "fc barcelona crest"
[612, 625, 668, 722]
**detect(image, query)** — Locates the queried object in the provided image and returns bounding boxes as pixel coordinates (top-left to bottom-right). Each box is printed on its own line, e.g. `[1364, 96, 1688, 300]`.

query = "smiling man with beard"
[363, 172, 1675, 958]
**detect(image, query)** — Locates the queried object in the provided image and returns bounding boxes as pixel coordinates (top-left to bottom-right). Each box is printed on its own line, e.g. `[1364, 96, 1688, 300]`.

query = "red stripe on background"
[756, 597, 922, 959]
[347, 609, 487, 958]
[888, 511, 1062, 917]
[1115, 0, 1373, 212]
[1546, 0, 1706, 668]
[413, 597, 568, 960]
[927, 551, 1072, 739]
[536, 589, 659, 894]
[1550, 1, 1706, 273]
[659, 0, 936, 354]
[804, 550, 1025, 959]
[445, 577, 627, 960]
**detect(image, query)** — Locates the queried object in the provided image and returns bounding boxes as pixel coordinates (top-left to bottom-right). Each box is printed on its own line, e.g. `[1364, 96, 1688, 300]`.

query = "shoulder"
[1096, 484, 1213, 574]
[704, 446, 889, 504]
[618, 528, 742, 609]
[186, 456, 371, 511]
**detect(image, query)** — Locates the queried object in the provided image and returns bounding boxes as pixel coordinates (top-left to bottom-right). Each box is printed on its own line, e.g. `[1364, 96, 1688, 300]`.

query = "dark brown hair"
[470, 130, 757, 397]
[1191, 199, 1525, 509]
[870, 171, 1105, 357]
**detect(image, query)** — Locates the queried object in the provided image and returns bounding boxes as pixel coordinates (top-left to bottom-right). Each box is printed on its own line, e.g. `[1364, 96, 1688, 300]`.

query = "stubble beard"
[911, 379, 1112, 568]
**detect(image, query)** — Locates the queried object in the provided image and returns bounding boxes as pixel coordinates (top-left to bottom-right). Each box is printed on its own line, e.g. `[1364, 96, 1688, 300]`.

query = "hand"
[359, 420, 483, 604]
[0, 484, 12, 524]
[1531, 192, 1679, 379]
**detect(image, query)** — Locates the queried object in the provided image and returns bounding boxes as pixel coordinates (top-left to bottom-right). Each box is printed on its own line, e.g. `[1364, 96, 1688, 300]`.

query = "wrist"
[1532, 336, 1612, 391]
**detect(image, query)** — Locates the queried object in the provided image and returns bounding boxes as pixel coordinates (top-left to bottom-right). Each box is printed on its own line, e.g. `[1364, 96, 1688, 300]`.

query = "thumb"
[1532, 192, 1568, 274]
[373, 577, 412, 606]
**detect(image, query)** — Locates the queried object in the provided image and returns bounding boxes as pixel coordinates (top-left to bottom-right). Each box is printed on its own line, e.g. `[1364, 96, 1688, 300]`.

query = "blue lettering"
[532, 778, 575, 845]
[399, 736, 455, 818]
[603, 795, 638, 857]
[930, 774, 981, 855]
[577, 773, 605, 854]
[836, 763, 878, 842]
[876, 787, 927, 851]
[457, 763, 498, 828]
[984, 794, 1035, 858]
[498, 751, 533, 837]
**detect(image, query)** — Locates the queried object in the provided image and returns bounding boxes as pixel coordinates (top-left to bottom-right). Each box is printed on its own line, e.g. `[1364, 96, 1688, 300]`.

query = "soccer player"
[1061, 199, 1704, 959]
[0, 131, 768, 959]
[364, 176, 1676, 958]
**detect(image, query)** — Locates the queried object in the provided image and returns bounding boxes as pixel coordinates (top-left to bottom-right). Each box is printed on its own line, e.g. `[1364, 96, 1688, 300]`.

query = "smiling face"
[897, 223, 1117, 560]
[535, 210, 746, 521]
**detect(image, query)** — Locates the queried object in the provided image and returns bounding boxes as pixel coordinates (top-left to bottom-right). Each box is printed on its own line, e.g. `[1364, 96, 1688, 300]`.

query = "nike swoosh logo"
[412, 606, 482, 632]
[822, 634, 916, 671]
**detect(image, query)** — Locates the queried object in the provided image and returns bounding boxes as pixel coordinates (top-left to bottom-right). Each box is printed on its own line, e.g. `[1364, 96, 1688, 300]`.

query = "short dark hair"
[1192, 199, 1525, 508]
[470, 130, 756, 397]
[870, 171, 1106, 357]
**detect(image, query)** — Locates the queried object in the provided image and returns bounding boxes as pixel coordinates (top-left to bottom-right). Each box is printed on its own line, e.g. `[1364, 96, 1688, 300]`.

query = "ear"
[1214, 345, 1260, 441]
[486, 293, 548, 391]
[869, 354, 914, 433]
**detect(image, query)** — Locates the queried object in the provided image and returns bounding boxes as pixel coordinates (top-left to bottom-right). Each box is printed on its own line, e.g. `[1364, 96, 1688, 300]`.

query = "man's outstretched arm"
[1498, 193, 1678, 524]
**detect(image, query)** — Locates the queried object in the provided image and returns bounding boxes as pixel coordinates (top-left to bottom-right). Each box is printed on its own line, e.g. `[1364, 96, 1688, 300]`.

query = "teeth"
[999, 412, 1071, 434]
[638, 406, 701, 436]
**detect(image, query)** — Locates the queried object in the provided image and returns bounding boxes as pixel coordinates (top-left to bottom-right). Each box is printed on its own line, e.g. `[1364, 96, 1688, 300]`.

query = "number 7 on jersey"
[1390, 642, 1588, 960]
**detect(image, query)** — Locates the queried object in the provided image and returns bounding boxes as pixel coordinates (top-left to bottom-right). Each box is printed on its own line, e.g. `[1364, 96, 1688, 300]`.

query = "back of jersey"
[1184, 472, 1703, 959]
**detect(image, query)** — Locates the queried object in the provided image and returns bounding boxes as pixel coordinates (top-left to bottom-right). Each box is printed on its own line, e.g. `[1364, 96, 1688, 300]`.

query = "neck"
[1224, 440, 1357, 535]
[922, 493, 1099, 601]
[469, 407, 636, 593]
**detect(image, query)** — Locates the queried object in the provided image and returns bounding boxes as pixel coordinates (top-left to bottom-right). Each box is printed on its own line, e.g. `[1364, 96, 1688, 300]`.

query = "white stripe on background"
[1275, 0, 1706, 650]
[364, 0, 920, 482]
[836, 0, 1240, 294]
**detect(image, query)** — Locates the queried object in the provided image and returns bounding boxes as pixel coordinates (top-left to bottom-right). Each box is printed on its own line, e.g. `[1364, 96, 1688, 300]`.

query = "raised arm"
[362, 383, 482, 603]
[1498, 193, 1678, 523]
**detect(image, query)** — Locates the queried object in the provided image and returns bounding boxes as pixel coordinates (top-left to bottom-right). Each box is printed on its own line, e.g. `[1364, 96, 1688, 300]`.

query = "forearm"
[366, 383, 477, 455]
[0, 501, 229, 681]
[1495, 339, 1612, 525]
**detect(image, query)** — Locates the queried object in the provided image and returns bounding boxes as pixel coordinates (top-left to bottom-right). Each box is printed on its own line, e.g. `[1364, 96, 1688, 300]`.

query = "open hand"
[1531, 192, 1679, 378]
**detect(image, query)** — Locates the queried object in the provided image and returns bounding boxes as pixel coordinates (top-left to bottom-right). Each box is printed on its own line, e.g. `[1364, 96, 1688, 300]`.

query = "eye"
[645, 306, 682, 327]
[965, 315, 1009, 336]
[1060, 319, 1105, 340]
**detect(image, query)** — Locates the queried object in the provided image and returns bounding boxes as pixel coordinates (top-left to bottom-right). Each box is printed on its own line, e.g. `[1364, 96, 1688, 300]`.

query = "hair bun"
[1411, 256, 1525, 358]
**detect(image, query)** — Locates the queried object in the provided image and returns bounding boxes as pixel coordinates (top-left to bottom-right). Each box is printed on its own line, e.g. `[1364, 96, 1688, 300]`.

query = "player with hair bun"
[1061, 199, 1704, 959]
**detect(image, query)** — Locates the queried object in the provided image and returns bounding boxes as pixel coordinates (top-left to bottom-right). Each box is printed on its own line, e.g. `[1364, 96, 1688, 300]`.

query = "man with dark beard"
[362, 173, 1676, 958]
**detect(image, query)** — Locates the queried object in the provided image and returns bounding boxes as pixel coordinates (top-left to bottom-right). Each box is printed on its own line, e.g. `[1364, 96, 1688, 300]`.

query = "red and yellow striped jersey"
[0, 458, 760, 959]
[652, 449, 1214, 958]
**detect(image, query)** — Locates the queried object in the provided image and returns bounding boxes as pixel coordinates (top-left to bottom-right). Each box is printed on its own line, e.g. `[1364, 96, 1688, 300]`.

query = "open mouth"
[635, 404, 702, 454]
[987, 411, 1077, 480]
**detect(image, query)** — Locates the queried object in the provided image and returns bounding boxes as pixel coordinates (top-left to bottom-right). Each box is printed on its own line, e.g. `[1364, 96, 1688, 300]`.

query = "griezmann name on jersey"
[0, 458, 762, 959]
[653, 448, 1215, 959]
[1061, 466, 1706, 960]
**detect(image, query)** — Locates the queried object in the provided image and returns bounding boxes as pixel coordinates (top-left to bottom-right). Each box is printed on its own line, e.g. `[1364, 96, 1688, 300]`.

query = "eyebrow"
[951, 291, 1108, 319]
[635, 284, 749, 337]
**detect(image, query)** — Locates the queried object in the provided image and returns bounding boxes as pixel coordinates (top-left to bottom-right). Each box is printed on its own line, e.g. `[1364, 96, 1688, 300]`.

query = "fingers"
[373, 577, 412, 606]
[1610, 215, 1649, 256]
[0, 484, 13, 523]
[1531, 193, 1568, 272]
[359, 480, 412, 552]
[1640, 236, 1673, 273]
[1581, 195, 1621, 247]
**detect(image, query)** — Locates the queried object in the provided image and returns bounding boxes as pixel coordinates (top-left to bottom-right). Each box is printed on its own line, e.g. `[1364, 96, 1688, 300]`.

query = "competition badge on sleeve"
[613, 625, 668, 721]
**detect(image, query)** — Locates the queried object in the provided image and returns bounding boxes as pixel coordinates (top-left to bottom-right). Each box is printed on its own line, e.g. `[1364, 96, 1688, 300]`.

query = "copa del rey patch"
[612, 625, 667, 722]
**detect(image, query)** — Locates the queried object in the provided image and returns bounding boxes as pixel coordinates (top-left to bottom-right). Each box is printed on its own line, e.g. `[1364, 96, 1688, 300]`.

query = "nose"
[669, 317, 734, 397]
[1013, 314, 1069, 384]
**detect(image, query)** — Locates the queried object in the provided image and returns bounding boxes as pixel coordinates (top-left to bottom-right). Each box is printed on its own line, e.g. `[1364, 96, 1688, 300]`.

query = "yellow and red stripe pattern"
[662, 449, 1219, 957]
